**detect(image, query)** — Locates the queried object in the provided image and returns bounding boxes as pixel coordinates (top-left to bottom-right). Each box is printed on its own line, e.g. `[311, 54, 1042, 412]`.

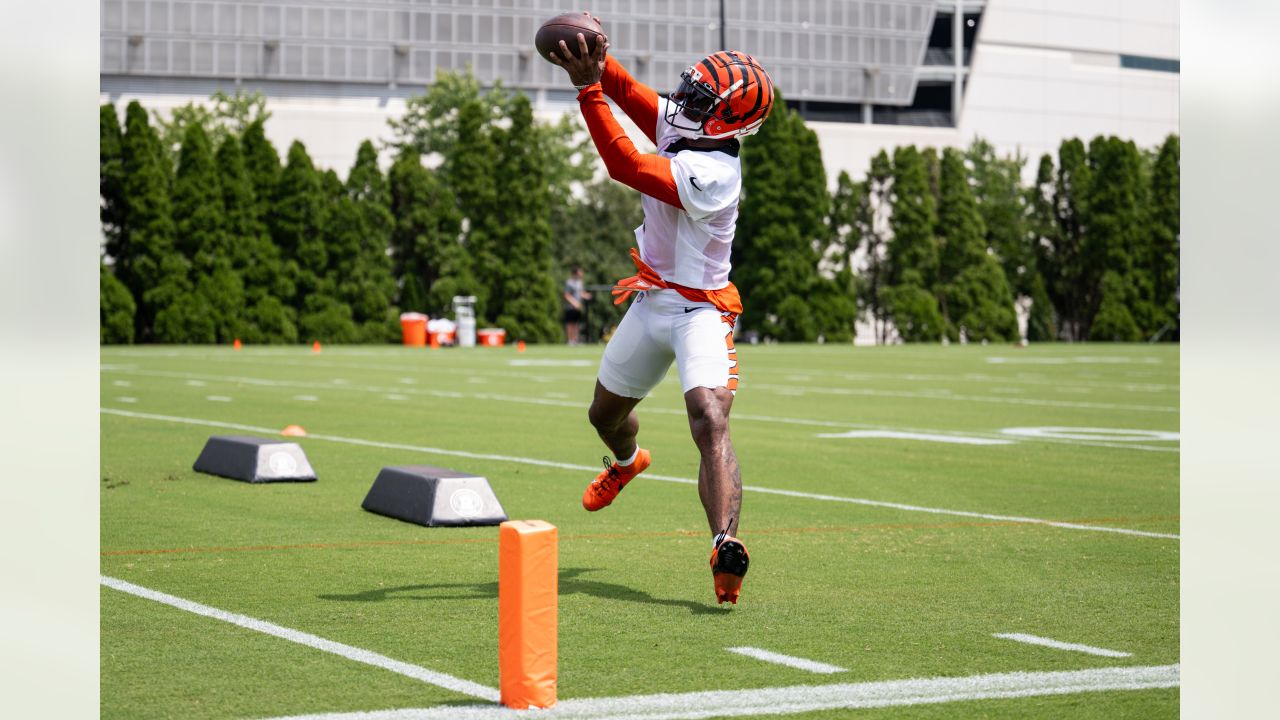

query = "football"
[534, 13, 604, 63]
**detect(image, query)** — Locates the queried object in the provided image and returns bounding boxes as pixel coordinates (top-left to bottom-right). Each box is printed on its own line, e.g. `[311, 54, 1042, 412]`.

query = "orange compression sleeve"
[600, 56, 659, 144]
[577, 84, 683, 209]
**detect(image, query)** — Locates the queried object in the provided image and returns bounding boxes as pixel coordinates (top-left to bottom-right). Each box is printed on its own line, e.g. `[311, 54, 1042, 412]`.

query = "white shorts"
[597, 289, 740, 399]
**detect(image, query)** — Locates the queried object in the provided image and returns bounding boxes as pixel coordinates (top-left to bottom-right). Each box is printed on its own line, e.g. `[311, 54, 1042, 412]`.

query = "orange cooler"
[478, 328, 507, 347]
[399, 313, 427, 346]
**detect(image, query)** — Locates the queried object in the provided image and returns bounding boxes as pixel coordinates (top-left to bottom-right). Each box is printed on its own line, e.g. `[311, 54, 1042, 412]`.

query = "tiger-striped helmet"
[665, 50, 775, 140]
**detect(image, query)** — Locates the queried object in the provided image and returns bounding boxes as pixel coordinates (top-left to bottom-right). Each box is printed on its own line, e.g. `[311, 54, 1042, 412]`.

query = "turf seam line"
[100, 575, 500, 702]
[99, 367, 1179, 454]
[99, 408, 1180, 540]
[726, 647, 847, 674]
[992, 633, 1133, 658]
[255, 664, 1179, 719]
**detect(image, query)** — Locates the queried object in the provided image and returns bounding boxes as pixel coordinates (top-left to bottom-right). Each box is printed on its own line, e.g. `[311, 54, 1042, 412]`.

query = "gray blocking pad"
[192, 435, 317, 483]
[362, 466, 508, 527]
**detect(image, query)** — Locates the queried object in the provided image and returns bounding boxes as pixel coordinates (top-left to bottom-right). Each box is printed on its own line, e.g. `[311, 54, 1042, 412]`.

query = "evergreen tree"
[489, 94, 561, 343]
[1026, 153, 1062, 340]
[1050, 138, 1093, 340]
[153, 89, 271, 172]
[100, 262, 136, 344]
[967, 138, 1032, 295]
[935, 148, 1017, 341]
[551, 178, 643, 340]
[241, 119, 281, 229]
[389, 148, 469, 316]
[883, 145, 942, 340]
[736, 98, 846, 340]
[119, 101, 179, 341]
[216, 136, 296, 343]
[170, 123, 244, 342]
[100, 104, 127, 261]
[1147, 134, 1180, 339]
[881, 278, 944, 342]
[270, 141, 324, 308]
[1090, 270, 1141, 341]
[1084, 136, 1145, 338]
[345, 141, 400, 342]
[886, 145, 939, 288]
[1025, 272, 1058, 342]
[449, 97, 503, 319]
[858, 151, 894, 343]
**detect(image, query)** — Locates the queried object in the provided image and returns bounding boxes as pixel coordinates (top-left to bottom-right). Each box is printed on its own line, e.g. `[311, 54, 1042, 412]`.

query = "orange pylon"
[312, 341, 322, 353]
[281, 424, 307, 437]
[233, 338, 242, 350]
[517, 340, 527, 353]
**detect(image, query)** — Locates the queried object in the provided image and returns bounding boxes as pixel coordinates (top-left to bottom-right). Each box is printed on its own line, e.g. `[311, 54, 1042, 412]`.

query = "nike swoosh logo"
[690, 177, 703, 191]
[683, 307, 698, 313]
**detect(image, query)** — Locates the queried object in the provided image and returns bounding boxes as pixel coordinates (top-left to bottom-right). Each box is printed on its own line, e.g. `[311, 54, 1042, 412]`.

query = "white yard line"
[99, 408, 1179, 540]
[815, 430, 1013, 445]
[99, 367, 1179, 454]
[260, 664, 1178, 720]
[726, 647, 847, 674]
[100, 576, 499, 702]
[751, 383, 1177, 414]
[993, 633, 1133, 658]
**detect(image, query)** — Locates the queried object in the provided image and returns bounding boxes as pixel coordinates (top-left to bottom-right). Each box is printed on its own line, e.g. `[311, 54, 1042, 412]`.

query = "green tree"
[1085, 136, 1145, 338]
[388, 148, 470, 315]
[857, 151, 894, 343]
[886, 145, 939, 288]
[1050, 138, 1093, 340]
[551, 178, 643, 340]
[344, 141, 400, 342]
[1025, 273, 1058, 342]
[883, 145, 942, 341]
[1089, 270, 1141, 341]
[488, 94, 562, 343]
[935, 148, 1017, 341]
[100, 262, 136, 344]
[216, 136, 297, 343]
[119, 101, 179, 341]
[171, 123, 245, 342]
[1026, 153, 1062, 340]
[447, 96, 502, 319]
[967, 138, 1032, 296]
[240, 119, 281, 229]
[101, 104, 128, 261]
[270, 141, 324, 307]
[153, 89, 271, 170]
[1147, 134, 1180, 339]
[881, 276, 944, 342]
[735, 98, 846, 340]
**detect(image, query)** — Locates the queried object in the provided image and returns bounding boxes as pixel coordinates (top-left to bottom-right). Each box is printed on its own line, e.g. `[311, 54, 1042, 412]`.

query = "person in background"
[563, 266, 593, 345]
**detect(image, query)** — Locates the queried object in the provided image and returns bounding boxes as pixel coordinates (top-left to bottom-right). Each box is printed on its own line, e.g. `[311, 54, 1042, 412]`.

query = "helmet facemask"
[665, 69, 740, 140]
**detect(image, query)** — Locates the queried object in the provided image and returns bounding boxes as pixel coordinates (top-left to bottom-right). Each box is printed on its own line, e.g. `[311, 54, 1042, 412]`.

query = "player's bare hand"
[548, 31, 609, 87]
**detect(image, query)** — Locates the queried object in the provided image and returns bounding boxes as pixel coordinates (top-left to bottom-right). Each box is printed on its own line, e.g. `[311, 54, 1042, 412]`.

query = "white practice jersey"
[634, 98, 743, 290]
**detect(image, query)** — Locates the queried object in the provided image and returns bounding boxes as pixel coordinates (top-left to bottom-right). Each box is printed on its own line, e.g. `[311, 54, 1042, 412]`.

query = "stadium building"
[101, 0, 1179, 181]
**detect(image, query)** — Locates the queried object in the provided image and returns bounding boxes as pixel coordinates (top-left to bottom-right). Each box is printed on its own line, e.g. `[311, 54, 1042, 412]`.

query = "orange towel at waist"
[611, 248, 743, 315]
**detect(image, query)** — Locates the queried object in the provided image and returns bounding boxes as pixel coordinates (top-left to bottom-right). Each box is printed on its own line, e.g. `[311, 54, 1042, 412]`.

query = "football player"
[550, 14, 774, 604]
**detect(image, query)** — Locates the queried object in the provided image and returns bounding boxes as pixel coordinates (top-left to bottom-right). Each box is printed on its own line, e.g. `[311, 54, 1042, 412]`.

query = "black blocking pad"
[361, 466, 508, 527]
[192, 435, 318, 483]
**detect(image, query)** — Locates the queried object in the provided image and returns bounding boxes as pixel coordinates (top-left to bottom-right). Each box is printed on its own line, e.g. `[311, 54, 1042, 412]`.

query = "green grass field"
[100, 342, 1178, 719]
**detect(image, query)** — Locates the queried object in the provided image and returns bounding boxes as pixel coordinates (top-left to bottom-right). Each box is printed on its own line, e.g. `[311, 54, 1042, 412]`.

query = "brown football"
[534, 13, 604, 63]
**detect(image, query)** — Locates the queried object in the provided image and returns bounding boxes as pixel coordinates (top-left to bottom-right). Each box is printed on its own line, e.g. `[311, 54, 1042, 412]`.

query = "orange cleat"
[582, 449, 651, 511]
[710, 536, 750, 604]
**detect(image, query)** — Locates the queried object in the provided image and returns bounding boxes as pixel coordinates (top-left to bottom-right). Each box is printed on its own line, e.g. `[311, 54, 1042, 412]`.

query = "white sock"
[616, 448, 639, 467]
